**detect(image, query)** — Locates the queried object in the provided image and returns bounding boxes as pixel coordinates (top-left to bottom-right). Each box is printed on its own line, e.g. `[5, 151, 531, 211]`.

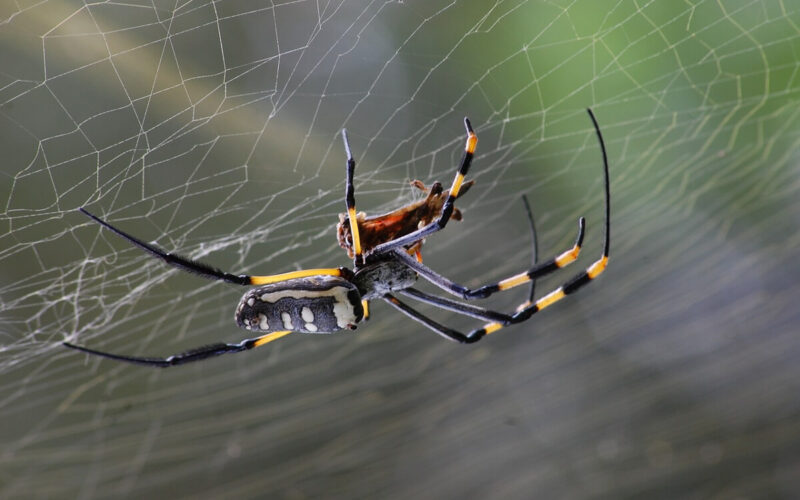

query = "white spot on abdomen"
[247, 297, 255, 307]
[258, 313, 269, 330]
[301, 307, 314, 322]
[304, 323, 318, 332]
[258, 284, 359, 330]
[281, 312, 293, 330]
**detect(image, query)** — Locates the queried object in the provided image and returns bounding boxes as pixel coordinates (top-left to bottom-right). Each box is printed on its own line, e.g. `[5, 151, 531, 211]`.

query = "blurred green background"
[1, 0, 799, 498]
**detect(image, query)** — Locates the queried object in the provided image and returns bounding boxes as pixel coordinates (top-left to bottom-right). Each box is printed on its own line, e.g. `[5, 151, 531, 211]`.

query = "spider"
[64, 109, 609, 368]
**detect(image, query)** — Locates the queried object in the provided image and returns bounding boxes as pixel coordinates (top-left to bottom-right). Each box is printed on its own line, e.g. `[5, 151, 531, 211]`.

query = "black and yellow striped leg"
[79, 207, 347, 287]
[383, 295, 485, 344]
[471, 252, 609, 337]
[248, 268, 349, 285]
[361, 299, 370, 320]
[341, 129, 364, 266]
[396, 195, 542, 325]
[370, 117, 477, 256]
[389, 216, 584, 300]
[472, 107, 611, 337]
[63, 331, 292, 368]
[395, 192, 570, 333]
[468, 216, 584, 298]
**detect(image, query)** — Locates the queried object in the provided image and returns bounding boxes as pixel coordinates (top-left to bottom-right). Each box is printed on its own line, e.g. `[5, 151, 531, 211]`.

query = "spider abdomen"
[236, 276, 364, 333]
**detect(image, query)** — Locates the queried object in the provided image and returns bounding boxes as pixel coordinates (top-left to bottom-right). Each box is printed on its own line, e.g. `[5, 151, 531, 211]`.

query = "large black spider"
[64, 109, 609, 367]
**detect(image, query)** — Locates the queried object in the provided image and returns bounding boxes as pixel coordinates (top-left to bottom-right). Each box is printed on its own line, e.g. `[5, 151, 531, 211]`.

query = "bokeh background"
[1, 1, 799, 498]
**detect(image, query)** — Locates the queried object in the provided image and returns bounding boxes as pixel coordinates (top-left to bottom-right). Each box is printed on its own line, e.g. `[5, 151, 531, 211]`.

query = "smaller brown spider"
[337, 178, 474, 261]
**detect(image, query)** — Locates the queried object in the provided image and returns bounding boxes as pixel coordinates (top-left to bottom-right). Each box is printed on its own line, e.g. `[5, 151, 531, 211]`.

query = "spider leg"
[361, 299, 370, 320]
[396, 194, 541, 325]
[521, 194, 539, 301]
[390, 216, 584, 300]
[79, 208, 346, 286]
[470, 244, 609, 337]
[394, 197, 541, 326]
[399, 288, 512, 323]
[387, 109, 609, 342]
[383, 294, 485, 343]
[468, 108, 611, 336]
[342, 129, 364, 266]
[391, 106, 608, 304]
[63, 331, 292, 368]
[370, 117, 477, 256]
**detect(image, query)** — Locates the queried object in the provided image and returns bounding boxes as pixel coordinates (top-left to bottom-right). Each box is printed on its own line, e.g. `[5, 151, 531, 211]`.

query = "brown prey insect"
[337, 179, 474, 261]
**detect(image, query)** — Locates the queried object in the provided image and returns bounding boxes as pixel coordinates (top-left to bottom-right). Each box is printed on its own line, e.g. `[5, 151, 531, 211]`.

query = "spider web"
[1, 0, 800, 498]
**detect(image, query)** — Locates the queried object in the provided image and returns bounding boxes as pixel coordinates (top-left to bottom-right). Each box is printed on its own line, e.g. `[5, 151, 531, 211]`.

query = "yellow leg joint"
[450, 173, 465, 198]
[498, 272, 530, 291]
[361, 300, 370, 320]
[466, 133, 477, 153]
[555, 245, 581, 267]
[515, 300, 533, 312]
[250, 268, 342, 285]
[253, 330, 292, 347]
[483, 322, 503, 335]
[587, 256, 608, 279]
[347, 207, 362, 257]
[536, 288, 565, 310]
